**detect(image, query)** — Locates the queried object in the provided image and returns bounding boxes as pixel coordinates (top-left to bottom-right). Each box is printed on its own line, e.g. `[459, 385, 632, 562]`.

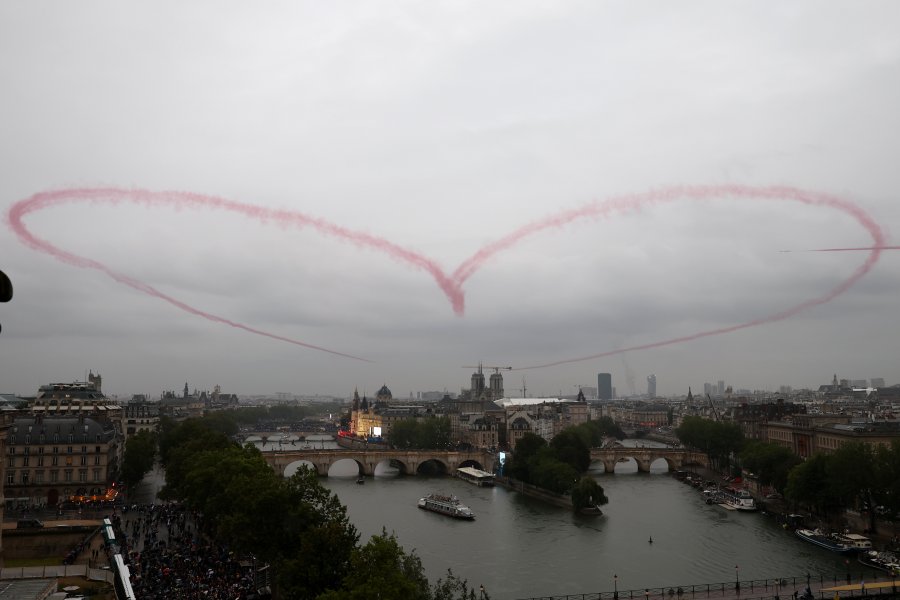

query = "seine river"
[252, 436, 868, 599]
[308, 438, 859, 600]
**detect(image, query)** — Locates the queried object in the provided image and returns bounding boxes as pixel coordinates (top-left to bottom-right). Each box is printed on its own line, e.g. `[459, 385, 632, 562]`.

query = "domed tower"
[376, 384, 392, 406]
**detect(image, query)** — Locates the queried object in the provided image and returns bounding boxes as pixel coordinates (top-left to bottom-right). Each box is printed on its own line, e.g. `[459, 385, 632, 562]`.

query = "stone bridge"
[262, 448, 496, 477]
[590, 447, 708, 473]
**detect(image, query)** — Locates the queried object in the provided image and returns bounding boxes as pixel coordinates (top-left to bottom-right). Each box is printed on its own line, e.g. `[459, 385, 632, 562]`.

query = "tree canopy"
[159, 414, 491, 599]
[675, 416, 744, 470]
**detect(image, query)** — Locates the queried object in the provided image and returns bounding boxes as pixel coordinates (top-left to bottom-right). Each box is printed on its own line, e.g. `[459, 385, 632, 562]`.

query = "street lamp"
[735, 565, 740, 591]
[614, 574, 618, 600]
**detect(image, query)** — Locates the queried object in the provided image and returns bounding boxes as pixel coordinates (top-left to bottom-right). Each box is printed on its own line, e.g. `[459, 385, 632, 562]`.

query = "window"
[53, 433, 59, 442]
[6, 472, 13, 485]
[22, 457, 29, 467]
[6, 457, 14, 468]
[37, 457, 44, 467]
[94, 455, 101, 465]
[25, 435, 31, 444]
[50, 471, 58, 483]
[23, 447, 29, 455]
[64, 470, 72, 482]
[7, 447, 14, 455]
[67, 446, 72, 454]
[95, 446, 101, 453]
[80, 456, 87, 466]
[38, 447, 44, 454]
[20, 471, 29, 484]
[35, 472, 44, 484]
[52, 447, 59, 454]
[92, 469, 101, 482]
[52, 456, 59, 466]
[79, 470, 87, 482]
[81, 446, 87, 454]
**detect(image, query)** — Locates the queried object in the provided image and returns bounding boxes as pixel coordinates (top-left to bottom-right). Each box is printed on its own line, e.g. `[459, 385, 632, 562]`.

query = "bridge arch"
[588, 448, 708, 474]
[283, 459, 317, 477]
[263, 449, 495, 477]
[327, 457, 366, 477]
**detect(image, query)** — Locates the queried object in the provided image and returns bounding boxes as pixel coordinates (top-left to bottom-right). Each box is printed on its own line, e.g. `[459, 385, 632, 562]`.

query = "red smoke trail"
[6, 188, 407, 361]
[780, 246, 900, 252]
[493, 185, 885, 370]
[8, 185, 885, 365]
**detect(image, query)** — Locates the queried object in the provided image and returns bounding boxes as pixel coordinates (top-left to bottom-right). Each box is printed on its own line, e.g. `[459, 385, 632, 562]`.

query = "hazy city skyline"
[2, 3, 899, 399]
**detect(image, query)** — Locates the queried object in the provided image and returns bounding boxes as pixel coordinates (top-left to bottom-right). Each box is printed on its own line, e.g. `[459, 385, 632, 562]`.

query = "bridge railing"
[515, 573, 900, 600]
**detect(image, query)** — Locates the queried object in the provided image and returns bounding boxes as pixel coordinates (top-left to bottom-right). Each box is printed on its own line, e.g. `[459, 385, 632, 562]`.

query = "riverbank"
[685, 464, 900, 553]
[494, 475, 574, 510]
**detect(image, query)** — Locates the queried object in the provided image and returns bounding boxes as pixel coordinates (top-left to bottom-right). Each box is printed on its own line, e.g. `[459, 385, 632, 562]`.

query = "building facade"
[5, 414, 119, 508]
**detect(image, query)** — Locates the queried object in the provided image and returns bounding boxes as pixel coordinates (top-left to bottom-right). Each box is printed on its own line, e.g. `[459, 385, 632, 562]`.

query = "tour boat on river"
[858, 550, 899, 574]
[456, 466, 495, 487]
[702, 486, 756, 511]
[418, 493, 475, 520]
[718, 487, 757, 511]
[795, 528, 857, 553]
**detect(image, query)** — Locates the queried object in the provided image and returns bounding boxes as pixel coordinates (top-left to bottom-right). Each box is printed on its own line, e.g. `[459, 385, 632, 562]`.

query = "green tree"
[828, 442, 878, 532]
[507, 433, 546, 482]
[550, 428, 591, 472]
[530, 447, 580, 494]
[390, 419, 418, 449]
[277, 469, 360, 598]
[387, 417, 452, 449]
[431, 570, 487, 600]
[785, 453, 842, 519]
[571, 476, 609, 512]
[873, 440, 900, 520]
[120, 430, 158, 488]
[676, 416, 744, 471]
[739, 441, 800, 493]
[316, 531, 431, 600]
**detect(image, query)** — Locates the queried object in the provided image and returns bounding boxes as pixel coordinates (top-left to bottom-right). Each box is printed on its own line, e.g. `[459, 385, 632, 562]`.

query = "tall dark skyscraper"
[647, 374, 657, 397]
[597, 373, 612, 400]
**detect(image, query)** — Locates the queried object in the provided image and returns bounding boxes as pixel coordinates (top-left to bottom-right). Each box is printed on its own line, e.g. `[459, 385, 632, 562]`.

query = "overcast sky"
[2, 2, 899, 400]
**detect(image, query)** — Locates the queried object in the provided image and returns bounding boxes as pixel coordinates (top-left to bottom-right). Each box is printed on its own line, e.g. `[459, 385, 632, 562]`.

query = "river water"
[255, 437, 869, 599]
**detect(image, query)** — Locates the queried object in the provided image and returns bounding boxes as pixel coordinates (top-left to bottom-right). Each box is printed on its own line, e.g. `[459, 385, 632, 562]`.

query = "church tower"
[489, 370, 504, 399]
[471, 365, 486, 397]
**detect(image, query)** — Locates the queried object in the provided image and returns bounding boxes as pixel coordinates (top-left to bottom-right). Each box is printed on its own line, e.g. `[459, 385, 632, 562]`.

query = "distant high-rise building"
[647, 374, 657, 398]
[717, 380, 725, 396]
[597, 373, 612, 400]
[871, 378, 885, 388]
[703, 382, 714, 396]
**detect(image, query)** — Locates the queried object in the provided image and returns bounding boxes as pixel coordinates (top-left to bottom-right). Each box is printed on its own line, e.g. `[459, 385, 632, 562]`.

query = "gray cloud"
[2, 1, 899, 399]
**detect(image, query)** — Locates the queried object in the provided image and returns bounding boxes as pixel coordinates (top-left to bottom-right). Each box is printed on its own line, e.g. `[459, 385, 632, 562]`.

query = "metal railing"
[516, 573, 900, 600]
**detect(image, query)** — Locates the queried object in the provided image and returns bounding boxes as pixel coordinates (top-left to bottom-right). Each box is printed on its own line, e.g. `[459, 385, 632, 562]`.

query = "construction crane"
[461, 364, 512, 374]
[707, 393, 721, 422]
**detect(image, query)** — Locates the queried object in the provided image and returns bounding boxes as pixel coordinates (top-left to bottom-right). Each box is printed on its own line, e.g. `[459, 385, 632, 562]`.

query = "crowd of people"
[105, 503, 269, 599]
